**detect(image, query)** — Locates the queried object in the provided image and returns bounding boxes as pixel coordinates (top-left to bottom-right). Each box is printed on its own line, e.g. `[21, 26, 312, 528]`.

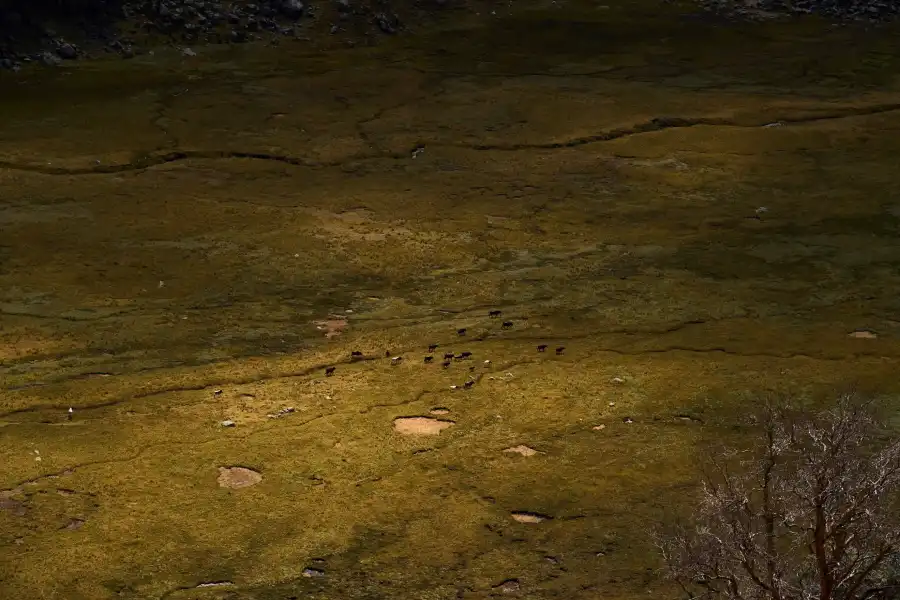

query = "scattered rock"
[267, 407, 296, 419]
[221, 419, 236, 427]
[393, 416, 455, 435]
[302, 567, 326, 578]
[63, 518, 85, 530]
[38, 51, 62, 66]
[181, 47, 197, 57]
[848, 329, 878, 339]
[280, 0, 306, 19]
[196, 581, 234, 588]
[375, 12, 399, 34]
[429, 407, 450, 415]
[592, 424, 606, 431]
[503, 445, 541, 457]
[511, 511, 550, 524]
[493, 579, 521, 594]
[217, 466, 263, 489]
[55, 42, 78, 60]
[696, 0, 900, 21]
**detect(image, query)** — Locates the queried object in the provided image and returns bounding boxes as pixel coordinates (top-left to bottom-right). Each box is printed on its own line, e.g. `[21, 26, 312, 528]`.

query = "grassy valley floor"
[2, 2, 900, 598]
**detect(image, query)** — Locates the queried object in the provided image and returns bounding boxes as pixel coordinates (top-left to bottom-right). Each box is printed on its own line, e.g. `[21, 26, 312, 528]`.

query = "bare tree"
[656, 393, 900, 600]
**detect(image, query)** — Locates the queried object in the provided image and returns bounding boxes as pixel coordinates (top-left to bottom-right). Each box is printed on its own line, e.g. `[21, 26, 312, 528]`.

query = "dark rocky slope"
[1, 0, 899, 70]
[0, 0, 459, 70]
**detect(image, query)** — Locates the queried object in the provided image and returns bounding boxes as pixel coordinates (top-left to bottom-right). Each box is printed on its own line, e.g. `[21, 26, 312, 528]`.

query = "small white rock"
[221, 420, 236, 428]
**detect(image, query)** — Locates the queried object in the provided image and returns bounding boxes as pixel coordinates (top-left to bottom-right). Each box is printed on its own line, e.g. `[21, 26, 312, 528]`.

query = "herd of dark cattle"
[323, 309, 566, 382]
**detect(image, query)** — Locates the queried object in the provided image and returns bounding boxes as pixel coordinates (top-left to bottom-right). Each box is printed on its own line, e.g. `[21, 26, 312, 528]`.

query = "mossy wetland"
[2, 1, 900, 598]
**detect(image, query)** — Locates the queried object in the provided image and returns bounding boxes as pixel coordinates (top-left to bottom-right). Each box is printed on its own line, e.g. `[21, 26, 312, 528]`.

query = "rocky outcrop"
[0, 0, 454, 70]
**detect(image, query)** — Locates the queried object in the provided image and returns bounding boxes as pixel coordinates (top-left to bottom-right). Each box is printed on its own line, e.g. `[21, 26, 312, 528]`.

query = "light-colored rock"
[848, 330, 877, 339]
[217, 466, 262, 489]
[511, 511, 547, 524]
[393, 416, 455, 435]
[503, 445, 541, 457]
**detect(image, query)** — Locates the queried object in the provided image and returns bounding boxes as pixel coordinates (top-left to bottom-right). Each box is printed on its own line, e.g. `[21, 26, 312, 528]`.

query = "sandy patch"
[393, 416, 455, 435]
[217, 466, 263, 489]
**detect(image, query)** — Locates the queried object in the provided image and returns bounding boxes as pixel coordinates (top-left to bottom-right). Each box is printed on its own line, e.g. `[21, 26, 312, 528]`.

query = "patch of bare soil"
[217, 466, 263, 489]
[313, 318, 348, 339]
[393, 416, 455, 435]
